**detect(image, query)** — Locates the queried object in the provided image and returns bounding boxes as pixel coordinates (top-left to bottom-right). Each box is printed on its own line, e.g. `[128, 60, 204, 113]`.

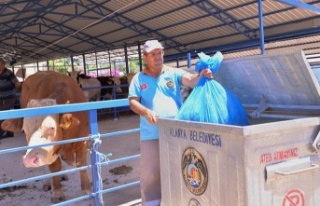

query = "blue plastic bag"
[175, 51, 249, 126]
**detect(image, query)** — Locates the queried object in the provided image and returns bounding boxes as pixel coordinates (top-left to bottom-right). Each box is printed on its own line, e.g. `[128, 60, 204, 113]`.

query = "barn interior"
[0, 0, 319, 79]
[1, 1, 320, 206]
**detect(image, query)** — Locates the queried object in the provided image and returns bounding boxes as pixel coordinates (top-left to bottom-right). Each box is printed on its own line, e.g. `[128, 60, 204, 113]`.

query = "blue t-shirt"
[128, 66, 186, 140]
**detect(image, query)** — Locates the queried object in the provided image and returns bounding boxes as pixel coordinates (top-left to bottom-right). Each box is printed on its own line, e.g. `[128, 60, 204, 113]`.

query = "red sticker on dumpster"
[282, 189, 305, 206]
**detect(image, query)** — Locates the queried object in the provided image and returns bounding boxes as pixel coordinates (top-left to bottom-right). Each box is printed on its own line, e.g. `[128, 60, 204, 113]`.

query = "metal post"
[108, 49, 112, 74]
[112, 87, 118, 120]
[89, 109, 104, 206]
[95, 52, 98, 77]
[187, 52, 191, 68]
[124, 43, 129, 74]
[258, 0, 265, 54]
[83, 54, 86, 74]
[138, 42, 143, 72]
[70, 55, 74, 72]
[176, 57, 179, 68]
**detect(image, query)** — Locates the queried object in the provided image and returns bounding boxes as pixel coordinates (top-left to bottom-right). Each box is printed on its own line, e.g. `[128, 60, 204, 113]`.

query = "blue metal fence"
[0, 99, 140, 206]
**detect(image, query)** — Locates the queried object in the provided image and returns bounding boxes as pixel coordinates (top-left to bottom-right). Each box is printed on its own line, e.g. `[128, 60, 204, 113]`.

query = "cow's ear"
[60, 114, 80, 129]
[1, 118, 23, 132]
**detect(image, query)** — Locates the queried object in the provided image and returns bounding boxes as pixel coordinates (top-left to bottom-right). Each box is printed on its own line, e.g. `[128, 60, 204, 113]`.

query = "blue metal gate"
[0, 99, 140, 206]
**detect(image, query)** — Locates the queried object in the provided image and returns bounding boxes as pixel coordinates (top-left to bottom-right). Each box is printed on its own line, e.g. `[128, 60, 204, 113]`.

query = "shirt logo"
[166, 80, 174, 88]
[141, 83, 147, 90]
[182, 147, 208, 196]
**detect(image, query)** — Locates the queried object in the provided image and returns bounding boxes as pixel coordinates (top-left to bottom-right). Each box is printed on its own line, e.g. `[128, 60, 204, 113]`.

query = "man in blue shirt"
[128, 40, 212, 206]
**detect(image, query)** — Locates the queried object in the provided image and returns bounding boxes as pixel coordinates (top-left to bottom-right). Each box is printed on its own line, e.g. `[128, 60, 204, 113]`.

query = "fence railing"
[0, 99, 140, 206]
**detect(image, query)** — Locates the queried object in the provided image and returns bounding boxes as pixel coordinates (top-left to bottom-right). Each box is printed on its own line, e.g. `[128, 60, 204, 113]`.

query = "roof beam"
[86, 0, 185, 52]
[164, 26, 320, 62]
[188, 0, 256, 40]
[0, 0, 112, 59]
[275, 0, 320, 14]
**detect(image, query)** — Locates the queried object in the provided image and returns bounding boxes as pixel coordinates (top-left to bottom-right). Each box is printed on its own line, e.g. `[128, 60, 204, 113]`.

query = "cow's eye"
[41, 126, 55, 138]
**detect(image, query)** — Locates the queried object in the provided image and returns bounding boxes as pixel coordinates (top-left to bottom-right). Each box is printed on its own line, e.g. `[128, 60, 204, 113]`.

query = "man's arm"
[181, 69, 213, 88]
[15, 81, 22, 90]
[129, 96, 158, 124]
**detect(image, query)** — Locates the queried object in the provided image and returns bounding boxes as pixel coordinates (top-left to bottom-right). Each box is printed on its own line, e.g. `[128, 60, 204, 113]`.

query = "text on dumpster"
[260, 147, 298, 164]
[169, 127, 222, 147]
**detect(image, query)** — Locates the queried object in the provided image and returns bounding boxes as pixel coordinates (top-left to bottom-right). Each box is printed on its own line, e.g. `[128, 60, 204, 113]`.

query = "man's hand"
[200, 68, 214, 79]
[145, 109, 159, 124]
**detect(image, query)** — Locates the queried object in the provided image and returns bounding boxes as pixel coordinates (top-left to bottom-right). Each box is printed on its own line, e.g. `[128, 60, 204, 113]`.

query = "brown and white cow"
[1, 71, 91, 203]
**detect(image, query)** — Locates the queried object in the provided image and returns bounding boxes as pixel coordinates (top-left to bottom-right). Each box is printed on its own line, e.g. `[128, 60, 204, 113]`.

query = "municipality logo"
[181, 147, 208, 196]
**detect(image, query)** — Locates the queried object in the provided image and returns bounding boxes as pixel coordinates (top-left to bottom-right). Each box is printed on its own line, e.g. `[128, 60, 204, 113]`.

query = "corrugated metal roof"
[0, 0, 319, 65]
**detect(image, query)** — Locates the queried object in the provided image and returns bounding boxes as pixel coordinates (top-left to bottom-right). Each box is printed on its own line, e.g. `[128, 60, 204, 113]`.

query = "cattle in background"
[119, 72, 136, 98]
[95, 73, 136, 100]
[97, 76, 116, 100]
[1, 71, 91, 203]
[114, 73, 136, 98]
[67, 71, 101, 101]
[97, 75, 131, 100]
[126, 72, 136, 85]
[119, 76, 129, 95]
[109, 76, 122, 94]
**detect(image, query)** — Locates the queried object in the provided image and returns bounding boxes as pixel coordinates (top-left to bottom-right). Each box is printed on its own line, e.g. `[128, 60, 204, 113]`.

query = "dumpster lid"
[214, 51, 320, 107]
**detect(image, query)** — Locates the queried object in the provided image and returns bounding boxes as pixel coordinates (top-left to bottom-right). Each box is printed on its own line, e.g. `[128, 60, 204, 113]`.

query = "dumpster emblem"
[188, 198, 201, 206]
[282, 189, 305, 206]
[182, 147, 208, 195]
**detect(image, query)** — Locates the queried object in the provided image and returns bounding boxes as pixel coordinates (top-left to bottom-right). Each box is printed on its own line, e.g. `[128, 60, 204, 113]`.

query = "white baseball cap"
[143, 40, 164, 53]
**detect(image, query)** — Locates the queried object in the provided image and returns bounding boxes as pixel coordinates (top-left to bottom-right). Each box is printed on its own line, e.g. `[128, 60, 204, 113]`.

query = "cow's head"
[67, 71, 81, 85]
[1, 98, 81, 168]
[110, 77, 122, 94]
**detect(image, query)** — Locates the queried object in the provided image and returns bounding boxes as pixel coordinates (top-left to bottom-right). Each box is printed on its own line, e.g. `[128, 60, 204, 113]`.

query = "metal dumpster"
[158, 51, 320, 206]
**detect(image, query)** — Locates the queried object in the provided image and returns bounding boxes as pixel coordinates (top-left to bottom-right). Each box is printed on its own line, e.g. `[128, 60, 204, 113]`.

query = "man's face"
[143, 49, 164, 69]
